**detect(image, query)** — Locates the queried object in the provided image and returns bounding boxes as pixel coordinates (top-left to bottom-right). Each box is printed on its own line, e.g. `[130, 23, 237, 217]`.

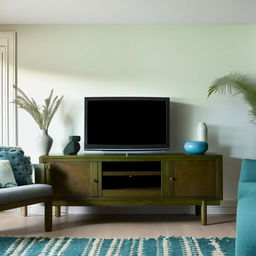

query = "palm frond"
[208, 72, 256, 123]
[208, 73, 249, 97]
[250, 108, 256, 124]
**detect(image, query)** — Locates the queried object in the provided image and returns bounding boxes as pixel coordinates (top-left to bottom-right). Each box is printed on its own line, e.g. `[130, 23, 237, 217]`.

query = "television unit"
[84, 97, 170, 151]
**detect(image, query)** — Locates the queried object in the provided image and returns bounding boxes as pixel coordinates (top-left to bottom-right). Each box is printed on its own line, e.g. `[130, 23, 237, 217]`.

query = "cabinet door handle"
[169, 177, 175, 181]
[93, 179, 98, 183]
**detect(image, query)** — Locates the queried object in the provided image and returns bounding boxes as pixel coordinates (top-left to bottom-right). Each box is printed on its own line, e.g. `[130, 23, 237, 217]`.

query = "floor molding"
[8, 200, 236, 215]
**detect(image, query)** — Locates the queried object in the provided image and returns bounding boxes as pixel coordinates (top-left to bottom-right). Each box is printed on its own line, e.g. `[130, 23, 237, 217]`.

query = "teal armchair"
[236, 159, 256, 255]
[0, 147, 53, 232]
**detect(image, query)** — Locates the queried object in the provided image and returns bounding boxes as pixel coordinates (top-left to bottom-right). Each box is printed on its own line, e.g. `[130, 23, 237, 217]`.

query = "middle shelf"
[102, 171, 161, 176]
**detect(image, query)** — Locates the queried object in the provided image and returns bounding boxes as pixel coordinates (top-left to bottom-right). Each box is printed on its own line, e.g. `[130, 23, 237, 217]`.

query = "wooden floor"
[0, 212, 236, 238]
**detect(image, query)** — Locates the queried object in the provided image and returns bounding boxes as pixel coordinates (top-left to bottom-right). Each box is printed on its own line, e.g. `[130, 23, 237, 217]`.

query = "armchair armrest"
[239, 159, 256, 182]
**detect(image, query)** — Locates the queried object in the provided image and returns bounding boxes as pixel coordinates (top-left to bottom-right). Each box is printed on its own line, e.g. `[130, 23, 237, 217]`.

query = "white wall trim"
[1, 0, 256, 24]
[0, 31, 17, 146]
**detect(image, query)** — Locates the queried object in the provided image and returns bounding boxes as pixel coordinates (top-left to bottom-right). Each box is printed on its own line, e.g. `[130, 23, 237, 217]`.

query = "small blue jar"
[184, 141, 208, 155]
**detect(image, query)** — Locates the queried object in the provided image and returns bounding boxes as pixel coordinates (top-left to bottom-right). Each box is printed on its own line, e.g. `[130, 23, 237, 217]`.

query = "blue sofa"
[236, 159, 256, 255]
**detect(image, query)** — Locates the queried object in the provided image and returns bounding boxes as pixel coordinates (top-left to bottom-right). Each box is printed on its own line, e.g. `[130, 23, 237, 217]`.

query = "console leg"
[45, 200, 52, 232]
[55, 206, 61, 217]
[21, 206, 28, 217]
[201, 200, 207, 225]
[195, 205, 201, 216]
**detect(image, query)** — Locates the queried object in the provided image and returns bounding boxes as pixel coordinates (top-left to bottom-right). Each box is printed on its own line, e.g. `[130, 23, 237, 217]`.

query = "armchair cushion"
[0, 147, 33, 185]
[0, 160, 17, 188]
[238, 181, 256, 199]
[0, 184, 53, 205]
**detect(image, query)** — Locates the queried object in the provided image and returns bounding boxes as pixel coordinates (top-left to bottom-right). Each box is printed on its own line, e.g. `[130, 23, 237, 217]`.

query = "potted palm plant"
[13, 85, 63, 155]
[208, 72, 256, 122]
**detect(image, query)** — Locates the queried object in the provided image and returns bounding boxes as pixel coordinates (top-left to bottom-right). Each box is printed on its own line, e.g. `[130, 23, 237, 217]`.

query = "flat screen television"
[84, 97, 170, 151]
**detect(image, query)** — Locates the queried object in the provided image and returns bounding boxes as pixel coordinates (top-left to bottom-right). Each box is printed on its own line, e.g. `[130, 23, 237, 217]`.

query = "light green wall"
[1, 25, 256, 201]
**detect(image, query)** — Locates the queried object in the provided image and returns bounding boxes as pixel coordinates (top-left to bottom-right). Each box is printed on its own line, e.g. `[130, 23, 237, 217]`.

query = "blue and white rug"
[0, 236, 235, 256]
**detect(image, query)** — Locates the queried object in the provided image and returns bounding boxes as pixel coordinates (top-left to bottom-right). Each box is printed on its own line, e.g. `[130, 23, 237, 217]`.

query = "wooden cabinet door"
[47, 161, 98, 198]
[162, 159, 220, 199]
[173, 160, 217, 198]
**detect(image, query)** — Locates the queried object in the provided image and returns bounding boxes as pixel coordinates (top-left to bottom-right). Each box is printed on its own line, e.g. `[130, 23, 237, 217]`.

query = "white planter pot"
[36, 129, 53, 156]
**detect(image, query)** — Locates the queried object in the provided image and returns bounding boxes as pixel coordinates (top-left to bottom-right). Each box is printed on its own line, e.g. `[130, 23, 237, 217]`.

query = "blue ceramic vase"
[184, 141, 208, 155]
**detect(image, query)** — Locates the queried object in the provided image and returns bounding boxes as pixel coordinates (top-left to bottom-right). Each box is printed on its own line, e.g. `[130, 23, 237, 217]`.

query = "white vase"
[36, 129, 53, 156]
[196, 122, 207, 142]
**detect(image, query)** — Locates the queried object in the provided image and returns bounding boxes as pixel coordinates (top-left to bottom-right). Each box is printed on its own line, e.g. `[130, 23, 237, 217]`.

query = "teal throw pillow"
[24, 156, 33, 184]
[0, 160, 17, 188]
[0, 147, 33, 185]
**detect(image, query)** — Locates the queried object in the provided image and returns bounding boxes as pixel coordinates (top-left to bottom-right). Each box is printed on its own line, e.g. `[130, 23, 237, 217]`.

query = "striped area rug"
[0, 236, 235, 256]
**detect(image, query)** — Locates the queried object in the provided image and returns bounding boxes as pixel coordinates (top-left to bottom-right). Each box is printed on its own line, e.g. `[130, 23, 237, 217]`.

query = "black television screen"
[84, 97, 170, 150]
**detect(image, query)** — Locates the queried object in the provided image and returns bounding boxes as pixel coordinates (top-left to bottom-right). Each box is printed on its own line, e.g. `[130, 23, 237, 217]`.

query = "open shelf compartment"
[101, 161, 162, 196]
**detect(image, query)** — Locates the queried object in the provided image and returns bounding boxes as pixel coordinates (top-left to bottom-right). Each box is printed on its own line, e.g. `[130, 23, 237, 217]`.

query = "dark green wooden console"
[39, 153, 223, 225]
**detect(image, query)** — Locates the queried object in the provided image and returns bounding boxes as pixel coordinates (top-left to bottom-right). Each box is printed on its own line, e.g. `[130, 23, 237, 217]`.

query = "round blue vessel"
[184, 141, 208, 155]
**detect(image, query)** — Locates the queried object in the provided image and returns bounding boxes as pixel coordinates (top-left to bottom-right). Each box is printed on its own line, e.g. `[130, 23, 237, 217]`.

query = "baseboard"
[9, 200, 236, 215]
[208, 200, 237, 214]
